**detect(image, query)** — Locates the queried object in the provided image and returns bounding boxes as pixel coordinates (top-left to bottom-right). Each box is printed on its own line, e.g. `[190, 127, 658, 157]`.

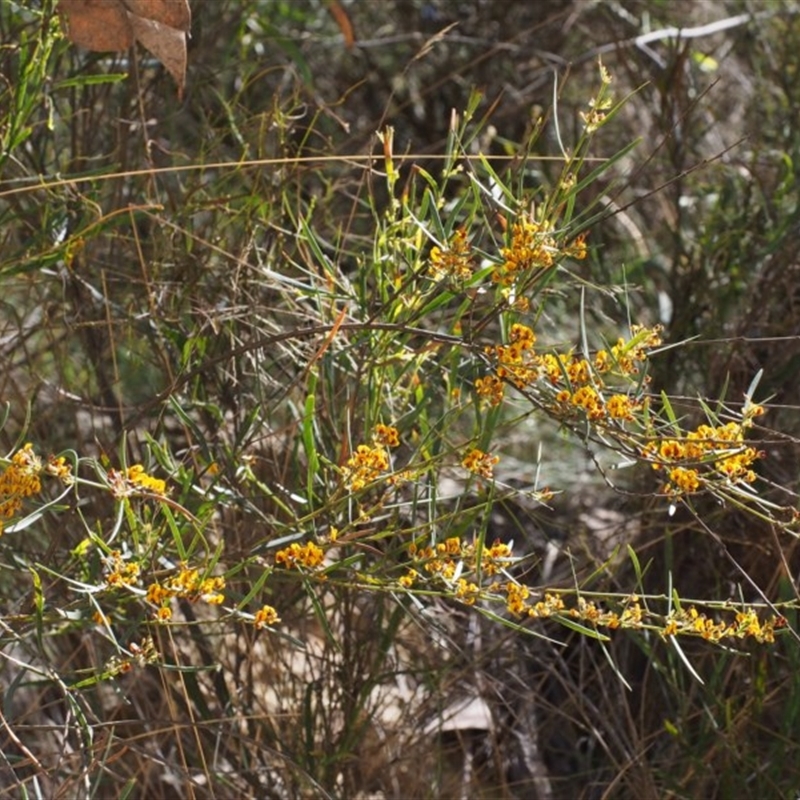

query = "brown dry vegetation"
[2, 1, 800, 799]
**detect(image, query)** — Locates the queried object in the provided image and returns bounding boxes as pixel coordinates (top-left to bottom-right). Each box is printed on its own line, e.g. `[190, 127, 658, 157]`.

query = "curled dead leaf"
[327, 0, 355, 50]
[57, 0, 191, 97]
[123, 0, 190, 30]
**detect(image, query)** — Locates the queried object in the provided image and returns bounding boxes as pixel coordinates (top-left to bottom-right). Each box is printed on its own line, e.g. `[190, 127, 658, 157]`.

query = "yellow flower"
[565, 232, 588, 260]
[93, 610, 109, 626]
[483, 539, 513, 576]
[487, 327, 542, 391]
[593, 349, 611, 373]
[744, 403, 765, 422]
[199, 575, 226, 604]
[342, 444, 390, 491]
[509, 323, 536, 349]
[668, 467, 701, 494]
[163, 565, 226, 604]
[566, 358, 590, 386]
[659, 440, 685, 461]
[538, 353, 569, 384]
[45, 454, 72, 482]
[253, 605, 281, 628]
[434, 537, 462, 557]
[475, 375, 505, 406]
[274, 541, 325, 570]
[487, 540, 512, 559]
[0, 443, 44, 524]
[605, 394, 638, 421]
[494, 217, 556, 285]
[571, 596, 601, 624]
[104, 551, 140, 588]
[529, 593, 565, 618]
[373, 424, 400, 448]
[146, 582, 173, 605]
[126, 464, 167, 495]
[169, 565, 200, 594]
[398, 569, 418, 588]
[716, 448, 759, 480]
[454, 578, 479, 605]
[506, 582, 530, 615]
[429, 228, 473, 281]
[462, 448, 499, 479]
[620, 602, 643, 626]
[662, 618, 679, 637]
[571, 385, 604, 419]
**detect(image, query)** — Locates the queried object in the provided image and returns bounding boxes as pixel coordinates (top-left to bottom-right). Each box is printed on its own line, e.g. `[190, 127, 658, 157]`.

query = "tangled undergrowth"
[3, 2, 800, 799]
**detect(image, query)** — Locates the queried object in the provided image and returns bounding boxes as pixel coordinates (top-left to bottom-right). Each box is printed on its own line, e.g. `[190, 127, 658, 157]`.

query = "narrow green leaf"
[627, 544, 642, 585]
[162, 505, 187, 562]
[669, 635, 705, 685]
[53, 73, 128, 90]
[660, 390, 681, 433]
[599, 639, 632, 691]
[117, 779, 138, 800]
[744, 368, 764, 405]
[555, 615, 611, 641]
[303, 372, 319, 503]
[235, 564, 273, 610]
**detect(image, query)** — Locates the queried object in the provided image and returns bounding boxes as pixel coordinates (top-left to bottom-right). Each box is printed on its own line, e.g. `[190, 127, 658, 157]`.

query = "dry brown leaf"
[123, 0, 190, 30]
[57, 0, 133, 51]
[327, 0, 355, 50]
[58, 0, 191, 97]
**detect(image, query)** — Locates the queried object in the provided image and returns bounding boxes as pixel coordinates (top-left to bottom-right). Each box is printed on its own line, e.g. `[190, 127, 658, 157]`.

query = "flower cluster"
[462, 448, 499, 479]
[104, 550, 141, 588]
[398, 568, 418, 588]
[453, 577, 481, 605]
[643, 406, 765, 496]
[145, 564, 226, 622]
[490, 215, 588, 288]
[373, 424, 400, 448]
[502, 589, 639, 624]
[662, 605, 781, 644]
[0, 443, 43, 527]
[476, 322, 660, 422]
[492, 322, 539, 389]
[274, 540, 325, 570]
[474, 374, 505, 406]
[502, 586, 571, 618]
[108, 464, 167, 498]
[593, 325, 662, 378]
[105, 636, 158, 677]
[500, 583, 781, 645]
[564, 233, 588, 261]
[580, 59, 613, 132]
[581, 97, 613, 133]
[493, 218, 557, 286]
[429, 228, 473, 281]
[569, 595, 643, 628]
[505, 581, 531, 615]
[253, 604, 281, 628]
[127, 465, 167, 494]
[342, 444, 390, 491]
[500, 585, 641, 627]
[402, 537, 516, 598]
[46, 454, 72, 481]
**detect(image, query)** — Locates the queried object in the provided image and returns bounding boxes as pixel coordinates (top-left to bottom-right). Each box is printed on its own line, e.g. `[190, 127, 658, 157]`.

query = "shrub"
[1, 2, 800, 799]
